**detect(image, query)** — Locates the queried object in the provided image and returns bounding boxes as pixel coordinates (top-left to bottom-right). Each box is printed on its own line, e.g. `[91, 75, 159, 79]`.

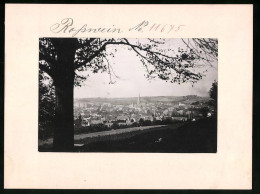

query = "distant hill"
[74, 95, 211, 104]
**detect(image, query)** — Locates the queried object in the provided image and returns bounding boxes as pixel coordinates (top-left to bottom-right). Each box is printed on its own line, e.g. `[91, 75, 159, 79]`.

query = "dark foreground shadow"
[79, 117, 217, 153]
[39, 117, 217, 153]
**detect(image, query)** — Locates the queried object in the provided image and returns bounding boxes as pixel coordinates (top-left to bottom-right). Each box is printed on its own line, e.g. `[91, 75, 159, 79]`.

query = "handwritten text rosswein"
[50, 18, 185, 37]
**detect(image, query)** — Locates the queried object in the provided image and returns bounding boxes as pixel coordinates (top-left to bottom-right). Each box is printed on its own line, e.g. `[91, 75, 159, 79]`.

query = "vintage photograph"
[38, 38, 218, 152]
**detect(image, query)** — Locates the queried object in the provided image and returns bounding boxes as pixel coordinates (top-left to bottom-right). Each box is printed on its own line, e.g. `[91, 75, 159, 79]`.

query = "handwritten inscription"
[129, 20, 185, 34]
[50, 18, 185, 37]
[50, 18, 121, 37]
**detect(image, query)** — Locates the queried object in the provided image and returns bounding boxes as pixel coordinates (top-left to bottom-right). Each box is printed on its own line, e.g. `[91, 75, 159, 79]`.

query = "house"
[89, 119, 103, 125]
[82, 118, 90, 127]
[177, 110, 184, 115]
[171, 116, 188, 121]
[179, 102, 185, 107]
[116, 115, 129, 121]
[104, 122, 113, 127]
[143, 116, 154, 122]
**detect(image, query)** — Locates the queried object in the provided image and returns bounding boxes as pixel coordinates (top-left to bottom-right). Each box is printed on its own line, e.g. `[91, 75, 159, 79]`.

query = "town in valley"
[73, 94, 215, 132]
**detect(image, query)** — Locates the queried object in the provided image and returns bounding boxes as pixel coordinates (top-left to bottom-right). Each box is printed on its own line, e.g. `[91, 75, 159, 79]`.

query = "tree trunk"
[52, 38, 78, 151]
[53, 76, 74, 151]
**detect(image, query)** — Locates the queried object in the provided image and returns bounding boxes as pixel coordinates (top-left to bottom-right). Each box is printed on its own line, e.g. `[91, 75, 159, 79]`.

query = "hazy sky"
[74, 39, 217, 98]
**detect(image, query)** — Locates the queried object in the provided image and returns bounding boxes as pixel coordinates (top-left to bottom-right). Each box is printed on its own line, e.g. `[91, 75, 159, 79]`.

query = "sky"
[74, 39, 218, 98]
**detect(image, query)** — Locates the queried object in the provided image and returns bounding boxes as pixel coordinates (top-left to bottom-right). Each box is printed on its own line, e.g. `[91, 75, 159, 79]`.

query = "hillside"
[79, 117, 217, 153]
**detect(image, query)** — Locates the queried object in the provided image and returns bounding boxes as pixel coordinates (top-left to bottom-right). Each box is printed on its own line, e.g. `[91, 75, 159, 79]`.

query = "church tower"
[137, 93, 141, 106]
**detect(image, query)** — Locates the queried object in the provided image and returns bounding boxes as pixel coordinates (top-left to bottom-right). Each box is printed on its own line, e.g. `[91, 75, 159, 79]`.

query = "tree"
[143, 120, 152, 126]
[39, 38, 218, 151]
[38, 70, 56, 140]
[200, 107, 210, 117]
[139, 118, 145, 126]
[209, 80, 218, 112]
[39, 70, 55, 125]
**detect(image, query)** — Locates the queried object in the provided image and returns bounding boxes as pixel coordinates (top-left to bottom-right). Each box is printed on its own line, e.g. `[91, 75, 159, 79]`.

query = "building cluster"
[74, 94, 214, 128]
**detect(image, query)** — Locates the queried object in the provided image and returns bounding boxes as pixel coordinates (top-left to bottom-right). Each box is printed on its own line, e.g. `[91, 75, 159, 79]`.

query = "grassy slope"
[79, 117, 217, 153]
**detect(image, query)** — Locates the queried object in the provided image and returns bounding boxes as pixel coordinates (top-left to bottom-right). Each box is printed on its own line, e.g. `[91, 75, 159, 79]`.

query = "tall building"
[137, 93, 141, 105]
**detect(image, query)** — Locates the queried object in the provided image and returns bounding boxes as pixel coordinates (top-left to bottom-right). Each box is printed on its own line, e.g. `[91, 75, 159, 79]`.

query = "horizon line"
[74, 94, 210, 99]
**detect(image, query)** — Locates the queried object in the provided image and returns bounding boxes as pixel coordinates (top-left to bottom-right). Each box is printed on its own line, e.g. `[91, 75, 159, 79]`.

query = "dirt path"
[39, 125, 168, 147]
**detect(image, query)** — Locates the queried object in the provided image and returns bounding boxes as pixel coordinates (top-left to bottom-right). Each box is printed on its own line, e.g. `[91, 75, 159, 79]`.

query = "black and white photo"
[38, 38, 218, 152]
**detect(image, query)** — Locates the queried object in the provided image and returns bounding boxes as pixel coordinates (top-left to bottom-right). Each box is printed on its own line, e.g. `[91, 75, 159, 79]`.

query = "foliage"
[182, 38, 218, 62]
[39, 70, 55, 125]
[209, 80, 218, 111]
[139, 118, 145, 125]
[111, 123, 120, 129]
[39, 70, 55, 140]
[39, 38, 218, 86]
[199, 107, 210, 117]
